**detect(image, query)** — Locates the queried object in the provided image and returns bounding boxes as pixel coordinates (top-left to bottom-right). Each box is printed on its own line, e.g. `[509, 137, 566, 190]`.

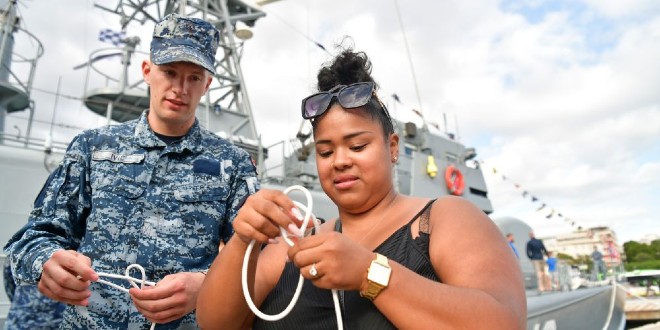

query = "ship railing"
[1, 21, 45, 101]
[0, 131, 68, 153]
[0, 11, 45, 146]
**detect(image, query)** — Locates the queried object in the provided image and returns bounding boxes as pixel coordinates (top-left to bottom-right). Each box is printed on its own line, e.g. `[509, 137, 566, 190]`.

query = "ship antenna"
[45, 76, 62, 153]
[393, 0, 425, 128]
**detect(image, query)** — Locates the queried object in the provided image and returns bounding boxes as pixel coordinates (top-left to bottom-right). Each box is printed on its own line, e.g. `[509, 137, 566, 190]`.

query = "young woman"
[196, 49, 526, 329]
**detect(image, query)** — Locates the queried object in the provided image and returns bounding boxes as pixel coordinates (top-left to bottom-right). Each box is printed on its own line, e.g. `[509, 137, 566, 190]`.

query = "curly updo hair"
[312, 49, 395, 136]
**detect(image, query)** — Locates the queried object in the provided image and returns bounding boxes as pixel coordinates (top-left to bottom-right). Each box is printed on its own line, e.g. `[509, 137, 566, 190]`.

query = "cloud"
[7, 0, 659, 243]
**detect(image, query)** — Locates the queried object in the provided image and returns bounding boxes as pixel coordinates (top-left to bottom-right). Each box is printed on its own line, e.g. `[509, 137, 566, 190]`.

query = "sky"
[5, 0, 660, 244]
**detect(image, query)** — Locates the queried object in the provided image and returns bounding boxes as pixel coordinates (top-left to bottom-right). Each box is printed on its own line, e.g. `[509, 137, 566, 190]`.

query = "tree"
[623, 240, 660, 271]
[650, 240, 660, 259]
[624, 241, 651, 262]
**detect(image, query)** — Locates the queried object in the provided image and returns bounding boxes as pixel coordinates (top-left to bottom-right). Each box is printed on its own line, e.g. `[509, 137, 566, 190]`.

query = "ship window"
[445, 153, 458, 163]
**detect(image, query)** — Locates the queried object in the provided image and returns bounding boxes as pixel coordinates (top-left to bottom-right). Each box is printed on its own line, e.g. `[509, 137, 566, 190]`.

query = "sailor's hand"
[232, 189, 302, 245]
[288, 231, 373, 291]
[129, 271, 205, 324]
[39, 249, 98, 306]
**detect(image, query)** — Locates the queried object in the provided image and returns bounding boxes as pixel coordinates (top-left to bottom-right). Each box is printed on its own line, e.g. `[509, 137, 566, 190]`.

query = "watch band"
[360, 253, 391, 301]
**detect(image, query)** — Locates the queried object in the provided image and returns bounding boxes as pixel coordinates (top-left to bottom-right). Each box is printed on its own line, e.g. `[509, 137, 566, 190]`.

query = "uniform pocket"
[85, 153, 148, 257]
[91, 151, 147, 199]
[172, 183, 228, 262]
[174, 183, 228, 202]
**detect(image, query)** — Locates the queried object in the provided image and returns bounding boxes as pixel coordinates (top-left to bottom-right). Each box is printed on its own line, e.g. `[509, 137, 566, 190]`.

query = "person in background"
[546, 251, 558, 291]
[526, 231, 549, 293]
[3, 13, 258, 328]
[591, 246, 606, 281]
[196, 48, 526, 329]
[507, 233, 519, 259]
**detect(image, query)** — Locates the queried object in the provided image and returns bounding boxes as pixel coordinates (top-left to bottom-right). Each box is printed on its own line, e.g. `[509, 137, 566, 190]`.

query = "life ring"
[445, 165, 465, 196]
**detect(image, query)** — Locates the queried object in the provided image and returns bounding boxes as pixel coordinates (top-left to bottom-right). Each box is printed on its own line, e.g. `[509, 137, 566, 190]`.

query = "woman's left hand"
[287, 231, 374, 291]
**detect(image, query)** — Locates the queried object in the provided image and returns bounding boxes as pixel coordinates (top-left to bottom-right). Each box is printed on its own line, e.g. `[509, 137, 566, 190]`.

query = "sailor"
[4, 13, 258, 328]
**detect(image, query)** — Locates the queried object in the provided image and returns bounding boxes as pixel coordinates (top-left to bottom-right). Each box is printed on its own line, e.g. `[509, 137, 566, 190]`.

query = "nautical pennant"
[482, 160, 588, 230]
[545, 209, 555, 219]
[99, 29, 126, 46]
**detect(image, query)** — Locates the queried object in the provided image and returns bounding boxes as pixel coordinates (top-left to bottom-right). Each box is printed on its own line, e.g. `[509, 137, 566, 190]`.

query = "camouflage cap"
[150, 13, 220, 74]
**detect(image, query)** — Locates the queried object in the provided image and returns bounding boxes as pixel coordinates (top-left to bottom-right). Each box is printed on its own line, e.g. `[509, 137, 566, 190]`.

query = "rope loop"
[241, 185, 343, 329]
[96, 263, 157, 330]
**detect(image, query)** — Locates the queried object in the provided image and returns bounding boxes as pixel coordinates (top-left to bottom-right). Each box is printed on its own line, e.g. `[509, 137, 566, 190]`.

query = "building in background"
[542, 226, 624, 268]
[639, 234, 660, 245]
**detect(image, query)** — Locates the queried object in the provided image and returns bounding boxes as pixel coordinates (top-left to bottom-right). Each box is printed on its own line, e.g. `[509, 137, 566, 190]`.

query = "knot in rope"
[96, 263, 157, 330]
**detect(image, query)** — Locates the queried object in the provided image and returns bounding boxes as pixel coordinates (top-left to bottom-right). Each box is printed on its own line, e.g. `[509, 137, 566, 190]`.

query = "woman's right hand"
[231, 189, 303, 245]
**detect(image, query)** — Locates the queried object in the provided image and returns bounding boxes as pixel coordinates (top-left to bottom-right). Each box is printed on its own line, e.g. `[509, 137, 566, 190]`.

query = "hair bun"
[317, 49, 375, 91]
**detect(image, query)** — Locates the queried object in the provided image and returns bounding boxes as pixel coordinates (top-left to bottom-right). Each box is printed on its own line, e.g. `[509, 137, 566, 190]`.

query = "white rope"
[605, 281, 660, 330]
[96, 263, 157, 330]
[241, 185, 343, 329]
[616, 282, 660, 305]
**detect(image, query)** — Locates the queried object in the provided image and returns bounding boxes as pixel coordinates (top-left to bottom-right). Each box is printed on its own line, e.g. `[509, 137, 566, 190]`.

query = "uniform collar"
[134, 110, 203, 153]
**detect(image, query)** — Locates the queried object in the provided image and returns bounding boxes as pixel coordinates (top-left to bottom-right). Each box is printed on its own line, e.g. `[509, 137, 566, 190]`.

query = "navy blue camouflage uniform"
[4, 111, 259, 329]
[4, 262, 65, 329]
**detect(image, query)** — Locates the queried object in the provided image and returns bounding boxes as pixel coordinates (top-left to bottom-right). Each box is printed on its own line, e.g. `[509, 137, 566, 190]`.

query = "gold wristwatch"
[360, 253, 392, 301]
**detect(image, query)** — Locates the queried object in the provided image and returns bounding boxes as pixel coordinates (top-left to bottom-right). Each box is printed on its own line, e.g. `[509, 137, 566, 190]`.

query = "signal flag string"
[478, 160, 587, 231]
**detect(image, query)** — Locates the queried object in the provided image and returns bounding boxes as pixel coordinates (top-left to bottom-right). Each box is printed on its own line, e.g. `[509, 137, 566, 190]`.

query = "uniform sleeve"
[222, 150, 259, 243]
[3, 263, 15, 302]
[3, 135, 92, 285]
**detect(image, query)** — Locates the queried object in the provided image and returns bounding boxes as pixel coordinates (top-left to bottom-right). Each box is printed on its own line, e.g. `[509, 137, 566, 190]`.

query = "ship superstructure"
[0, 1, 626, 329]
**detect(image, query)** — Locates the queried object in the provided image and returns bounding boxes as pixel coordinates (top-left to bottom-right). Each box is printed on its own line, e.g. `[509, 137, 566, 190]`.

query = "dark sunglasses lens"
[304, 94, 332, 119]
[338, 83, 372, 108]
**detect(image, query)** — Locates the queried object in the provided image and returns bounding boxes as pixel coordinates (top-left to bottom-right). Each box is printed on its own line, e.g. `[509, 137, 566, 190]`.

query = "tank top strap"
[333, 199, 436, 234]
[414, 199, 436, 234]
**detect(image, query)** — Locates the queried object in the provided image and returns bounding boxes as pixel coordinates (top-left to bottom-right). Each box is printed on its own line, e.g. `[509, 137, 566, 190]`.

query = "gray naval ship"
[0, 0, 626, 328]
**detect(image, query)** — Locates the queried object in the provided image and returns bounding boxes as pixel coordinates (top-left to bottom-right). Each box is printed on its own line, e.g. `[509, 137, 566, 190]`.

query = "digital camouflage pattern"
[151, 13, 220, 74]
[3, 261, 14, 302]
[4, 270, 65, 329]
[4, 111, 258, 329]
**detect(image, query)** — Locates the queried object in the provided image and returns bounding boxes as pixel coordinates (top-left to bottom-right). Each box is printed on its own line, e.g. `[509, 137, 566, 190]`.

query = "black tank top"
[253, 200, 439, 329]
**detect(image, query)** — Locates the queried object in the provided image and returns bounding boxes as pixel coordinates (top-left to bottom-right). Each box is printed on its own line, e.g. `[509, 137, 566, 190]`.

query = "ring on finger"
[309, 263, 318, 278]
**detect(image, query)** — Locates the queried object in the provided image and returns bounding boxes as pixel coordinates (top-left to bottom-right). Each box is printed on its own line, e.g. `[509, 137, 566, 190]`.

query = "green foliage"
[624, 241, 648, 262]
[576, 255, 595, 272]
[623, 240, 660, 270]
[624, 260, 660, 271]
[651, 240, 660, 259]
[635, 252, 654, 262]
[557, 252, 575, 263]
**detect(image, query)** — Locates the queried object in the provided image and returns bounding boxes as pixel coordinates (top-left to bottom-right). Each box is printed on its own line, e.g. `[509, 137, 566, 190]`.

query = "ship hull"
[527, 285, 626, 330]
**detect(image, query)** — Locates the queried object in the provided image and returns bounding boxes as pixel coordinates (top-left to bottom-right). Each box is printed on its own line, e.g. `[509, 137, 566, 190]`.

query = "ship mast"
[0, 0, 43, 145]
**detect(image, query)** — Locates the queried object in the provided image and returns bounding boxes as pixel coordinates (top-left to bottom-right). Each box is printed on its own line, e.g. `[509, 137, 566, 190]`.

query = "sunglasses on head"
[301, 82, 379, 120]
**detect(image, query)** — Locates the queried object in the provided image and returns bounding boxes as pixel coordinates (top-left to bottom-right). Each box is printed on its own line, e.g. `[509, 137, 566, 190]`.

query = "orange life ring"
[445, 165, 465, 196]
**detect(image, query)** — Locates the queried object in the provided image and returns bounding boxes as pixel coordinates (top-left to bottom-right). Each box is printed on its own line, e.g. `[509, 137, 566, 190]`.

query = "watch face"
[368, 262, 391, 286]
